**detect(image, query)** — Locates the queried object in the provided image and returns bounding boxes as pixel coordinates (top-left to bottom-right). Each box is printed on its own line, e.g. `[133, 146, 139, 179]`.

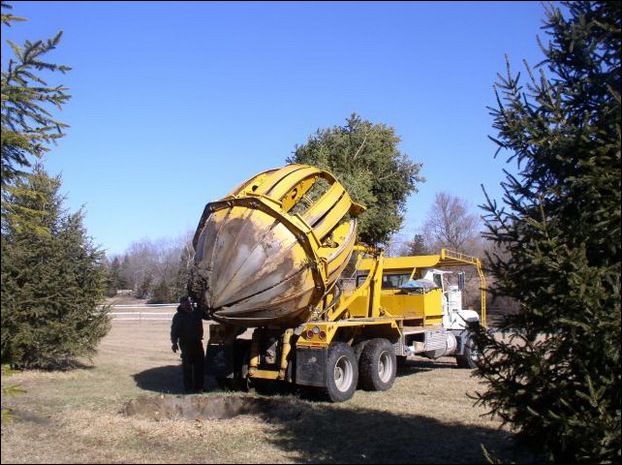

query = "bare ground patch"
[121, 394, 306, 421]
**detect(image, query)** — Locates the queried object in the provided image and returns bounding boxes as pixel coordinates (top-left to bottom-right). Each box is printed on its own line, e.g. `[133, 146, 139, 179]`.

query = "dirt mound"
[121, 394, 305, 421]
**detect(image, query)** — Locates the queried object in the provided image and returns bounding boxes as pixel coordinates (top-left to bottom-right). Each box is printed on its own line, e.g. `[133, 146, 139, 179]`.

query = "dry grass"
[1, 320, 523, 464]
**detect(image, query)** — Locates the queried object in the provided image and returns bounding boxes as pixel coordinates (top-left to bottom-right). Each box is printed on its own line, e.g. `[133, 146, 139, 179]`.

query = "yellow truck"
[188, 164, 486, 402]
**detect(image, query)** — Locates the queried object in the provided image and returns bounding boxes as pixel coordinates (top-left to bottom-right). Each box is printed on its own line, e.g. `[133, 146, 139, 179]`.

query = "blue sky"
[4, 1, 549, 256]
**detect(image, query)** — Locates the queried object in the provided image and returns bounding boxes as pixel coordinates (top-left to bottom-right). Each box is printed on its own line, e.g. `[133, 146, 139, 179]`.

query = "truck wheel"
[324, 342, 358, 403]
[359, 338, 397, 391]
[456, 336, 479, 369]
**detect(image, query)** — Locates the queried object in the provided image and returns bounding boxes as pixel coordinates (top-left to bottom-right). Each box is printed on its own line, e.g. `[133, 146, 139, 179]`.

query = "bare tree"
[419, 192, 485, 310]
[423, 192, 482, 254]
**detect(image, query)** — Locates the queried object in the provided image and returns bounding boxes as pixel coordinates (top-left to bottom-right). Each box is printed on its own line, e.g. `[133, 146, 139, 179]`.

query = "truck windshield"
[355, 272, 411, 289]
[382, 273, 411, 289]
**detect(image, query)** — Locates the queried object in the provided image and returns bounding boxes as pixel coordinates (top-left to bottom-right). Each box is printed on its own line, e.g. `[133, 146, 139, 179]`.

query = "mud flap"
[295, 347, 327, 387]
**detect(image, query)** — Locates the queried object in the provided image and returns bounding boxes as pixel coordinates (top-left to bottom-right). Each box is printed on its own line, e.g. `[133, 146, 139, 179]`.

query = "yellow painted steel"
[189, 164, 365, 327]
[195, 165, 491, 389]
[355, 248, 487, 325]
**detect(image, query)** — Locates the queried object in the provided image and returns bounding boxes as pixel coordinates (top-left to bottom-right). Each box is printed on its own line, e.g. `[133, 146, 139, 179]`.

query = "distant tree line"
[104, 235, 193, 304]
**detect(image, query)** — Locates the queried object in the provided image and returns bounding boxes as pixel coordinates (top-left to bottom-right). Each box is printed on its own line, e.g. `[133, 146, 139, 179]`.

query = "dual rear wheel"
[324, 338, 397, 402]
[218, 337, 399, 403]
[358, 338, 397, 391]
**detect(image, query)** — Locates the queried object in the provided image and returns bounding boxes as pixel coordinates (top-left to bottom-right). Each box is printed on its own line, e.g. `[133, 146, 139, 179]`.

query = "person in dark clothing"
[170, 296, 205, 393]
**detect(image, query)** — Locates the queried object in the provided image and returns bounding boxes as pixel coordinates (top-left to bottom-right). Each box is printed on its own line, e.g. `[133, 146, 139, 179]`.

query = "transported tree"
[474, 1, 620, 463]
[287, 113, 424, 246]
[1, 165, 110, 368]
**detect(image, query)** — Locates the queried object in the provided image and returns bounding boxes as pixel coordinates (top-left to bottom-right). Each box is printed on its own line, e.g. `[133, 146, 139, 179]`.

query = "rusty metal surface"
[189, 164, 363, 327]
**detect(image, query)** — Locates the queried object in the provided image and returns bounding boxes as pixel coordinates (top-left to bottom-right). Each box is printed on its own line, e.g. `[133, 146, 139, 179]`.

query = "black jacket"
[170, 306, 204, 345]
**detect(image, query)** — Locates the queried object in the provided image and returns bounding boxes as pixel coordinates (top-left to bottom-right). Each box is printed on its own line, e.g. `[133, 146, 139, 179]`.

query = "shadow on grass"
[130, 361, 521, 463]
[133, 356, 467, 395]
[122, 390, 519, 464]
[132, 364, 185, 394]
[263, 402, 516, 464]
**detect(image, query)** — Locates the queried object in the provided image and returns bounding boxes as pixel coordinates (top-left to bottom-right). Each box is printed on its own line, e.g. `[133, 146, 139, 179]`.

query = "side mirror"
[458, 272, 465, 291]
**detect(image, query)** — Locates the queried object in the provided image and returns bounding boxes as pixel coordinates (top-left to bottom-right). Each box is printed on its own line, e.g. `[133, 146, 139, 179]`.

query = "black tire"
[456, 335, 479, 369]
[359, 338, 397, 391]
[324, 342, 358, 403]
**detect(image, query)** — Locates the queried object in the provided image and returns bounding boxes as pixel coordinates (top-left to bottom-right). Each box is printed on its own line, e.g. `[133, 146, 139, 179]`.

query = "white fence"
[110, 304, 176, 322]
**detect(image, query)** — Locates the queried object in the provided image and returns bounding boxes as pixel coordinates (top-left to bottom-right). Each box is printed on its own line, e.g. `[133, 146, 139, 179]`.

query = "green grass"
[1, 322, 521, 464]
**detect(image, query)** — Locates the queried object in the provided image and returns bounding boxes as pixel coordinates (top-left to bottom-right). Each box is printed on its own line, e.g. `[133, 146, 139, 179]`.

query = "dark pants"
[180, 339, 205, 393]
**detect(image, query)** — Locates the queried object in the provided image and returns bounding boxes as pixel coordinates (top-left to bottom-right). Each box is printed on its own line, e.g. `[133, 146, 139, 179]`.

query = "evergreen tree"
[119, 254, 135, 292]
[176, 239, 194, 300]
[148, 278, 171, 304]
[105, 256, 122, 297]
[401, 234, 429, 256]
[474, 2, 620, 463]
[136, 271, 153, 300]
[1, 2, 70, 182]
[287, 113, 424, 246]
[1, 2, 71, 234]
[1, 165, 110, 368]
